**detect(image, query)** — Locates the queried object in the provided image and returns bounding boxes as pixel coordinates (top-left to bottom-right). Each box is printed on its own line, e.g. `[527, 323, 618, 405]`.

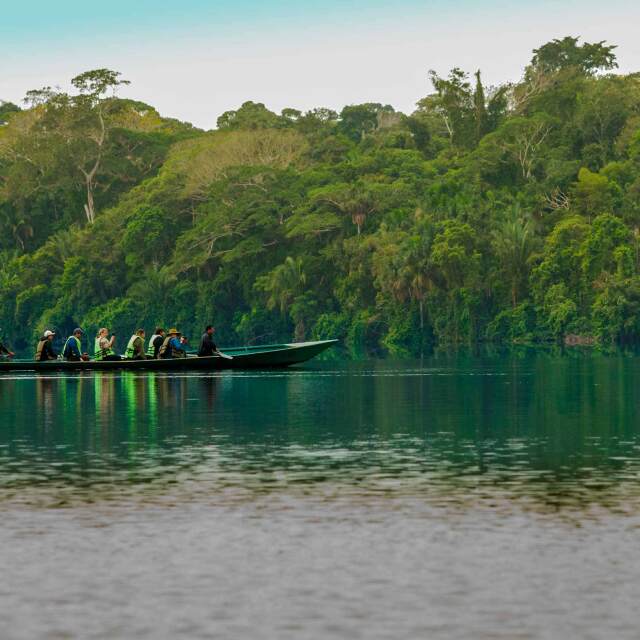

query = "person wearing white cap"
[0, 329, 15, 359]
[35, 330, 58, 361]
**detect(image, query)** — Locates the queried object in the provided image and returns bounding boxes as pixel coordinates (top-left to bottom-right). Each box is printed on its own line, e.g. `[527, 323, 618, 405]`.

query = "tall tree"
[67, 69, 131, 223]
[473, 71, 488, 143]
[530, 36, 617, 75]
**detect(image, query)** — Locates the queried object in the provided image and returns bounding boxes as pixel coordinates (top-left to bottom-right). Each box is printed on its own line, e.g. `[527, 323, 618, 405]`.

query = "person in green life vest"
[146, 328, 165, 359]
[0, 328, 15, 359]
[124, 329, 147, 360]
[63, 328, 89, 362]
[158, 328, 188, 359]
[94, 327, 121, 361]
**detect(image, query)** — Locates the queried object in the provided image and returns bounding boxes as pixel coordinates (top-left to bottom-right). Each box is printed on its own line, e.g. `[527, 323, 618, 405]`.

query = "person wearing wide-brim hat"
[158, 328, 188, 359]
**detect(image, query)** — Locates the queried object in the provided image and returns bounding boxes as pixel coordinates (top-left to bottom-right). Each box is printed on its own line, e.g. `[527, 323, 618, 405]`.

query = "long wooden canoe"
[0, 339, 338, 373]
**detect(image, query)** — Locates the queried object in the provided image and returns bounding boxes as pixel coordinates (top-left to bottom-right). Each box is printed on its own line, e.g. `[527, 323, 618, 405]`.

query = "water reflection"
[1, 353, 640, 510]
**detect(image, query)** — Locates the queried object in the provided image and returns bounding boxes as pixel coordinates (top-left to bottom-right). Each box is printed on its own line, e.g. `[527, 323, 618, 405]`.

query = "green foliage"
[491, 206, 538, 306]
[541, 284, 581, 339]
[122, 204, 174, 269]
[337, 103, 396, 142]
[571, 168, 616, 217]
[485, 303, 535, 343]
[4, 37, 640, 355]
[346, 309, 384, 349]
[531, 216, 590, 307]
[311, 312, 350, 341]
[421, 68, 507, 148]
[217, 101, 283, 130]
[592, 274, 640, 342]
[530, 36, 617, 75]
[81, 297, 143, 343]
[256, 256, 306, 314]
[0, 101, 20, 123]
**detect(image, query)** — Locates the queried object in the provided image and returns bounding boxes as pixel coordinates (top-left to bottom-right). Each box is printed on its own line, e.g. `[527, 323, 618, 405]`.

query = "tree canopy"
[1, 36, 640, 354]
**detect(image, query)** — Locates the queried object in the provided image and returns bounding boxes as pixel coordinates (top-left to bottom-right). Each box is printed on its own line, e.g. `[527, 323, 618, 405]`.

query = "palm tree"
[372, 225, 434, 330]
[316, 181, 377, 236]
[398, 235, 434, 329]
[256, 256, 306, 314]
[256, 256, 309, 339]
[492, 205, 537, 307]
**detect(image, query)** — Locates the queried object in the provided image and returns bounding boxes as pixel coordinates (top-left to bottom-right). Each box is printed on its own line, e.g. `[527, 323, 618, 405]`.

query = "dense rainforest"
[2, 36, 640, 354]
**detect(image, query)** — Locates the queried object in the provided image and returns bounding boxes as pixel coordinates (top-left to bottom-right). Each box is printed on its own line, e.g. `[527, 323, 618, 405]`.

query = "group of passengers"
[22, 325, 218, 362]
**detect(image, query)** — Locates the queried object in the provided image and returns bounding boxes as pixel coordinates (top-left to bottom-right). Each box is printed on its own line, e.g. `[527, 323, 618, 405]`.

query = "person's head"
[44, 329, 55, 342]
[73, 328, 83, 338]
[205, 325, 215, 335]
[168, 328, 180, 337]
[136, 328, 145, 337]
[155, 327, 165, 337]
[98, 327, 108, 338]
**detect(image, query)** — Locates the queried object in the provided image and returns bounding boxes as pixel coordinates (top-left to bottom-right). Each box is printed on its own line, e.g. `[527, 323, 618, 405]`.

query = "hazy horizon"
[2, 0, 639, 129]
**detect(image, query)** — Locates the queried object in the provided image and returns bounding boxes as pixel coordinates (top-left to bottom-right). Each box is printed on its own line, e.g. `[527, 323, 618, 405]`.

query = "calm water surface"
[1, 353, 640, 639]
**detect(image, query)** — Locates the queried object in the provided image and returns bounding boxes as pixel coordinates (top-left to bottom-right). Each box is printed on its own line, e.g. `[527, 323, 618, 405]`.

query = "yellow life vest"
[63, 336, 82, 360]
[94, 337, 115, 361]
[124, 335, 144, 359]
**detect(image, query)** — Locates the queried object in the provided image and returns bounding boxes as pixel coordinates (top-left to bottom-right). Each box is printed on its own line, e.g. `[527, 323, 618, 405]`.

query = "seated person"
[159, 328, 188, 359]
[198, 325, 218, 357]
[124, 329, 147, 360]
[94, 328, 121, 361]
[63, 328, 86, 361]
[35, 330, 57, 361]
[146, 328, 166, 359]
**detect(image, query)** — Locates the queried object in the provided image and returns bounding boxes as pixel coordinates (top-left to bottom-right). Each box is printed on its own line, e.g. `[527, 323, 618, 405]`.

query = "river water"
[1, 352, 640, 639]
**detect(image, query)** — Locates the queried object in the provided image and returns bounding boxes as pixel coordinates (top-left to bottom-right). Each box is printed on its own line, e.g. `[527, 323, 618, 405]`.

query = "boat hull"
[0, 340, 338, 373]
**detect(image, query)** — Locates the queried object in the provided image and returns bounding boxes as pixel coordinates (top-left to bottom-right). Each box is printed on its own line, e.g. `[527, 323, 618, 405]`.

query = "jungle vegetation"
[2, 36, 640, 354]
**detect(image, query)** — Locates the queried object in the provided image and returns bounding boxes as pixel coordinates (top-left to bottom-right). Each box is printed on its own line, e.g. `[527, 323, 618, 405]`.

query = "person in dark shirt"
[198, 325, 217, 357]
[0, 329, 15, 359]
[63, 328, 85, 361]
[35, 330, 57, 361]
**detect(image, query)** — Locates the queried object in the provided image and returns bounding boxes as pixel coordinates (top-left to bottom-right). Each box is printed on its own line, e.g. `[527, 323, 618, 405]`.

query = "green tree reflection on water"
[1, 354, 640, 509]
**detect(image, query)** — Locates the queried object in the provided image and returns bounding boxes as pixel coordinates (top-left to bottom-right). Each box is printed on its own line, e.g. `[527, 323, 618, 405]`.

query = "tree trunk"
[84, 177, 96, 224]
[294, 319, 305, 342]
[81, 105, 105, 225]
[353, 212, 365, 236]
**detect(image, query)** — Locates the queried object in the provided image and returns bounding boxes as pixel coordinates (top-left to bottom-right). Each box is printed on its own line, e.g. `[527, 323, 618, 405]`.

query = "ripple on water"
[2, 357, 640, 638]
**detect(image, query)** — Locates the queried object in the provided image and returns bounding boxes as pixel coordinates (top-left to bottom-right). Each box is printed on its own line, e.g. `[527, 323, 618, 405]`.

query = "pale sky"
[2, 0, 639, 129]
